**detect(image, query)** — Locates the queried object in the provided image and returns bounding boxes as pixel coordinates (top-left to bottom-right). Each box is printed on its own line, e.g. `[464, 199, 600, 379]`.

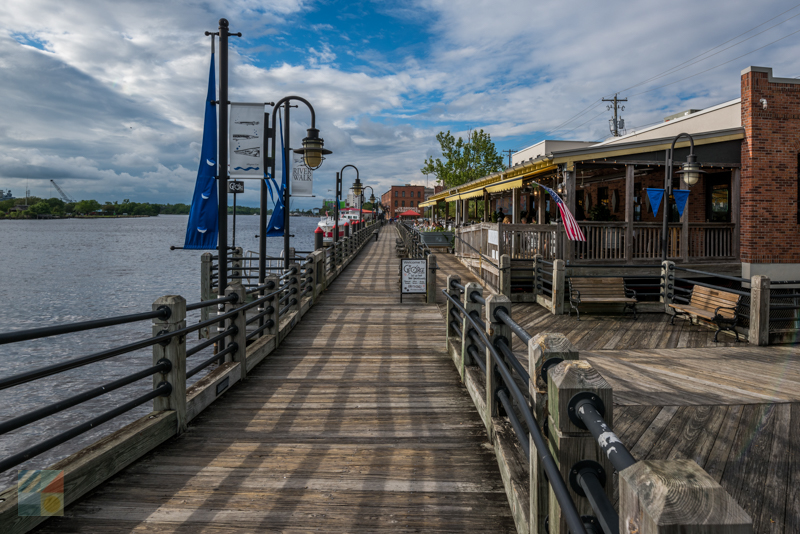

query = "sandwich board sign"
[401, 258, 427, 302]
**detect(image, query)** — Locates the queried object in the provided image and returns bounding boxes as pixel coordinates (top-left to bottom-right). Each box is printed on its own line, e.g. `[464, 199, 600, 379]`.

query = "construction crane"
[50, 180, 76, 203]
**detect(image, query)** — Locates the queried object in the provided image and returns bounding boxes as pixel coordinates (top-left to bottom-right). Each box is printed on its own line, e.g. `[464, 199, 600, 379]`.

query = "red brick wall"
[382, 186, 426, 218]
[740, 67, 800, 264]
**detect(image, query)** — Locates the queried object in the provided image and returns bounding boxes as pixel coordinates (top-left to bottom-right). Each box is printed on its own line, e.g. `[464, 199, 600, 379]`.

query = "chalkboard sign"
[401, 259, 427, 302]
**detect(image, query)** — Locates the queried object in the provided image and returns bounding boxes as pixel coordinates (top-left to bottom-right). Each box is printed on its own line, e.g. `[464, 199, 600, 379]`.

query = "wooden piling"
[152, 294, 187, 434]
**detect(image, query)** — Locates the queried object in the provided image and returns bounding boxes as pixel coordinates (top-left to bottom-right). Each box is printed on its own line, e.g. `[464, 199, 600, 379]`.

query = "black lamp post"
[269, 96, 331, 269]
[362, 185, 375, 222]
[661, 132, 705, 261]
[341, 163, 360, 223]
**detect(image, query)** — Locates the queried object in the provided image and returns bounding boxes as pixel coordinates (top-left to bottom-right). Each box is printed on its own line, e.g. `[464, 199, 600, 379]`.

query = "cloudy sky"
[1, 0, 799, 209]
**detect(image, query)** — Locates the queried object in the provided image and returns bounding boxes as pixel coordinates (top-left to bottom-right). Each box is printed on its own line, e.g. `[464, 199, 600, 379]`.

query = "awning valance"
[485, 177, 524, 194]
[418, 199, 437, 208]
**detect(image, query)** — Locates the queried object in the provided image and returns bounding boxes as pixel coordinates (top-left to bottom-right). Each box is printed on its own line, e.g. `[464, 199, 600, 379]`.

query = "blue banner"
[646, 188, 665, 218]
[673, 189, 689, 218]
[264, 113, 286, 237]
[183, 53, 218, 249]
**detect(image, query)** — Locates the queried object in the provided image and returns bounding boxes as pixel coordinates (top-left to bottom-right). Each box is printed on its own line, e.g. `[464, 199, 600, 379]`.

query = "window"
[411, 201, 415, 207]
[402, 201, 405, 207]
[402, 191, 405, 197]
[395, 191, 398, 197]
[418, 191, 421, 198]
[705, 172, 732, 222]
[394, 200, 398, 207]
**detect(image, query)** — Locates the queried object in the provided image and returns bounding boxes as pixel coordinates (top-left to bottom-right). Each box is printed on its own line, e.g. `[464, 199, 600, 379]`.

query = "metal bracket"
[567, 392, 606, 429]
[156, 330, 172, 347]
[540, 357, 564, 385]
[156, 358, 173, 373]
[569, 460, 606, 496]
[156, 305, 172, 320]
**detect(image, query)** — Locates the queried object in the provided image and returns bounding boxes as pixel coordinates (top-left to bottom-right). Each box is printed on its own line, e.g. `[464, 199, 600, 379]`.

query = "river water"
[0, 214, 320, 489]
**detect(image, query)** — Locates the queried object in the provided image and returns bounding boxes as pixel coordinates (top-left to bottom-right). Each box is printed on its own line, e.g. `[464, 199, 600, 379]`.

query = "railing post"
[552, 259, 565, 315]
[619, 460, 752, 533]
[484, 294, 511, 437]
[200, 252, 213, 339]
[265, 274, 279, 338]
[152, 294, 187, 435]
[547, 360, 613, 534]
[499, 253, 511, 297]
[661, 260, 675, 313]
[231, 246, 242, 278]
[528, 333, 578, 534]
[311, 250, 326, 299]
[426, 254, 437, 304]
[289, 262, 301, 317]
[750, 274, 770, 346]
[224, 282, 248, 378]
[461, 282, 483, 381]
[532, 254, 542, 298]
[445, 275, 462, 350]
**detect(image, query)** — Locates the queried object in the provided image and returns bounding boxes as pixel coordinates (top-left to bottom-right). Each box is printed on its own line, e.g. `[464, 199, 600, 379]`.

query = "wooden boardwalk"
[36, 229, 516, 533]
[438, 254, 800, 533]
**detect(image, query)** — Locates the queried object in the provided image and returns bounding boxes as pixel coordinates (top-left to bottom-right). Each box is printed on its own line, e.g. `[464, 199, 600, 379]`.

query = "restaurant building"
[381, 184, 426, 219]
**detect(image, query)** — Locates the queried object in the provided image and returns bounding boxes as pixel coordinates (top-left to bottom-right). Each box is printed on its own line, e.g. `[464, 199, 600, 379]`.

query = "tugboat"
[316, 212, 347, 244]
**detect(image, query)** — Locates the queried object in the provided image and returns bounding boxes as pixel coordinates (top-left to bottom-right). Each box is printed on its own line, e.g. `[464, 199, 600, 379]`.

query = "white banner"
[291, 164, 314, 197]
[229, 103, 264, 178]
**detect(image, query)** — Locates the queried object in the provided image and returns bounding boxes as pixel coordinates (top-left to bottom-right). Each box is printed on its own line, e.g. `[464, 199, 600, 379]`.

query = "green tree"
[28, 201, 51, 216]
[45, 198, 65, 211]
[421, 129, 504, 189]
[75, 199, 101, 214]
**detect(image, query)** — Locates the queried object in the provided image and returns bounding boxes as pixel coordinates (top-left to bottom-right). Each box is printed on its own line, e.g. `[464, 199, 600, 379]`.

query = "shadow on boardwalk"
[36, 229, 516, 533]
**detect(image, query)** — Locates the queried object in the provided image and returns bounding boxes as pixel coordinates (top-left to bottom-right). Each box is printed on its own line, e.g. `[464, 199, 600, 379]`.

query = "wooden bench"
[568, 277, 637, 321]
[668, 285, 743, 342]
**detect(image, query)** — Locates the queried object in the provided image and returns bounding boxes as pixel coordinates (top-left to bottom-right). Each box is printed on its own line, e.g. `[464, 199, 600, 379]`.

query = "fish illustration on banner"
[183, 48, 218, 250]
[230, 103, 264, 178]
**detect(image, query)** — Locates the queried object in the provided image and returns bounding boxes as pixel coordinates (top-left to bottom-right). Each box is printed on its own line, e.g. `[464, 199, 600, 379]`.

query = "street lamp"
[661, 132, 706, 261]
[269, 96, 331, 270]
[341, 164, 359, 228]
[363, 185, 375, 222]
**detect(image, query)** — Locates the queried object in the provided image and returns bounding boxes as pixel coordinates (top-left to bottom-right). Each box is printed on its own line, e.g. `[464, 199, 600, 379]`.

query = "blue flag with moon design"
[184, 51, 219, 249]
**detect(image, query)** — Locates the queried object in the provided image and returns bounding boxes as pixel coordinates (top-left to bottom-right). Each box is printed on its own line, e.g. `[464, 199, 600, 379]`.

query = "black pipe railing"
[0, 382, 171, 474]
[186, 328, 232, 358]
[187, 342, 237, 379]
[186, 294, 238, 311]
[0, 307, 171, 345]
[674, 266, 749, 284]
[440, 289, 587, 534]
[246, 319, 275, 341]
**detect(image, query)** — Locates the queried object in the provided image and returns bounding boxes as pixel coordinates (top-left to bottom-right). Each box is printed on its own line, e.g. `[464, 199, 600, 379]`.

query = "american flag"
[537, 184, 586, 242]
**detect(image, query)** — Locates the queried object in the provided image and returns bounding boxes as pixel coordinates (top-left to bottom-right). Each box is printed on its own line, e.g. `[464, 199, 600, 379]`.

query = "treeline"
[0, 197, 270, 219]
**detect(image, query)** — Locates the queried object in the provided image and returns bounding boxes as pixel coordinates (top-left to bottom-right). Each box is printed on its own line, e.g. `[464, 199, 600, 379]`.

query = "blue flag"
[264, 113, 286, 237]
[646, 188, 665, 218]
[673, 189, 689, 218]
[184, 52, 218, 249]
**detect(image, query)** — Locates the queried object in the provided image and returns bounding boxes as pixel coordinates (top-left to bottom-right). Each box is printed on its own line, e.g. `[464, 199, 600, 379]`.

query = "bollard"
[661, 260, 675, 313]
[152, 294, 187, 434]
[750, 274, 770, 346]
[314, 226, 324, 251]
[547, 360, 613, 534]
[461, 282, 482, 381]
[224, 282, 248, 377]
[552, 259, 565, 315]
[528, 334, 578, 534]
[619, 460, 752, 533]
[484, 294, 511, 437]
[200, 253, 213, 339]
[426, 254, 437, 304]
[499, 254, 511, 297]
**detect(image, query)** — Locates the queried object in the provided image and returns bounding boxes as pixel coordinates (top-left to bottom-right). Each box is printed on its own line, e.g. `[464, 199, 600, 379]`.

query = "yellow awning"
[418, 199, 437, 208]
[485, 177, 524, 194]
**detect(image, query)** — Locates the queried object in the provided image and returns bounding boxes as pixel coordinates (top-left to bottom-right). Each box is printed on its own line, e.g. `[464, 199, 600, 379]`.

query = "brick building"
[422, 66, 800, 278]
[381, 184, 426, 218]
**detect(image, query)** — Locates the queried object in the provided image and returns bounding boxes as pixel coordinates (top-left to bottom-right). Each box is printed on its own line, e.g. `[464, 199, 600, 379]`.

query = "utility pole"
[501, 149, 515, 168]
[603, 94, 627, 137]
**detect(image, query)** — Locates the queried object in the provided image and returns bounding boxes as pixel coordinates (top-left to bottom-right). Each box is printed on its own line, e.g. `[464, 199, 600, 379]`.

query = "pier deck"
[36, 230, 516, 533]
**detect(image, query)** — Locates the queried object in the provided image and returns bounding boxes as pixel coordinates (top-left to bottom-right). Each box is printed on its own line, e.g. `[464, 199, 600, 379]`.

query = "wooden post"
[265, 274, 279, 337]
[528, 333, 578, 534]
[532, 254, 542, 298]
[289, 262, 301, 316]
[732, 168, 741, 260]
[426, 254, 437, 304]
[552, 259, 565, 315]
[231, 246, 242, 279]
[512, 188, 520, 223]
[461, 282, 483, 381]
[619, 459, 752, 533]
[661, 260, 675, 313]
[547, 360, 614, 534]
[483, 189, 489, 222]
[311, 250, 326, 298]
[200, 253, 213, 339]
[625, 164, 634, 263]
[152, 295, 187, 434]
[749, 274, 770, 346]
[224, 282, 247, 376]
[499, 254, 511, 297]
[484, 294, 511, 437]
[445, 275, 461, 349]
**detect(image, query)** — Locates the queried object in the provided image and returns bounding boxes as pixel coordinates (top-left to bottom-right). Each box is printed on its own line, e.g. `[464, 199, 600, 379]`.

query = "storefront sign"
[401, 259, 427, 302]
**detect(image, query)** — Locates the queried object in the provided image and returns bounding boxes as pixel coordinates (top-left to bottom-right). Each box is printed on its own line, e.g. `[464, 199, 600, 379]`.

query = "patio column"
[483, 190, 489, 222]
[564, 166, 576, 262]
[680, 172, 690, 261]
[625, 164, 634, 262]
[537, 189, 545, 224]
[732, 167, 740, 260]
[512, 187, 520, 223]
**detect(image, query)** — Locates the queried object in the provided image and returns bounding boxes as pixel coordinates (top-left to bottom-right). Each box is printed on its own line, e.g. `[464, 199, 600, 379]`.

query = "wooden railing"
[689, 223, 735, 259]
